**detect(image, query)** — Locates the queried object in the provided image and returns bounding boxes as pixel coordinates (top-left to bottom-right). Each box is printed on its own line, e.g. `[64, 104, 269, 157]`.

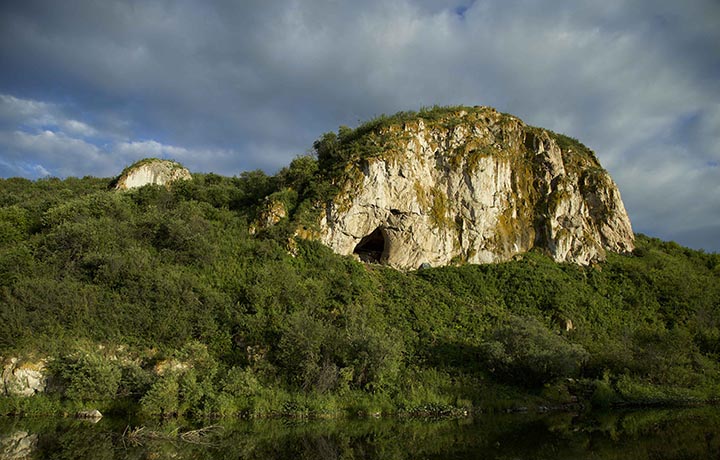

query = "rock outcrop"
[250, 197, 289, 235]
[315, 107, 634, 269]
[1, 358, 47, 397]
[114, 158, 191, 190]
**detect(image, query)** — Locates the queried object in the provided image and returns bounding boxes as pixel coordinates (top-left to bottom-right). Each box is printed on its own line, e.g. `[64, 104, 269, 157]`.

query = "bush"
[277, 308, 404, 393]
[117, 362, 154, 401]
[343, 311, 404, 392]
[591, 373, 621, 408]
[55, 350, 122, 401]
[140, 374, 179, 418]
[480, 315, 589, 387]
[0, 205, 29, 246]
[277, 310, 339, 392]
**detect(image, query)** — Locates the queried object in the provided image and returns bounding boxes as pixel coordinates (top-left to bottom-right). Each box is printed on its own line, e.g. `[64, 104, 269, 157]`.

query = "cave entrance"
[353, 227, 387, 264]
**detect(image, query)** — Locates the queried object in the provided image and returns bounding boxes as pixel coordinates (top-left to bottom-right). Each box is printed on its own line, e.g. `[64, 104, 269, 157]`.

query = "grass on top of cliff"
[1, 172, 720, 418]
[312, 105, 598, 174]
[312, 105, 486, 173]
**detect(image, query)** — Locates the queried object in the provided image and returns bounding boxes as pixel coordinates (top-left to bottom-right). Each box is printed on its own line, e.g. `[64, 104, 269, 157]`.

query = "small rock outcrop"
[114, 158, 191, 190]
[250, 197, 289, 234]
[314, 107, 634, 269]
[1, 358, 47, 397]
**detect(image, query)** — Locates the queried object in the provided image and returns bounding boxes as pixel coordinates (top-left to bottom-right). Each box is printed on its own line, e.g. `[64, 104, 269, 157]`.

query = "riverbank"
[1, 378, 717, 423]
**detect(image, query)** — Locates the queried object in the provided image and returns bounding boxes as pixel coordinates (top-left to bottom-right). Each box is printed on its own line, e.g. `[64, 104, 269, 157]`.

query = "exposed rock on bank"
[1, 358, 47, 397]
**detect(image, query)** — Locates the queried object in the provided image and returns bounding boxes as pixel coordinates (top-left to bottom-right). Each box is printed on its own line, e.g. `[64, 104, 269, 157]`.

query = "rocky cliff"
[311, 106, 633, 269]
[114, 158, 191, 190]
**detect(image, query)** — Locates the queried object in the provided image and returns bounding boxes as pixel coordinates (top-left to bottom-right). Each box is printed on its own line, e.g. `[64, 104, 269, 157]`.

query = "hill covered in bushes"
[1, 109, 719, 419]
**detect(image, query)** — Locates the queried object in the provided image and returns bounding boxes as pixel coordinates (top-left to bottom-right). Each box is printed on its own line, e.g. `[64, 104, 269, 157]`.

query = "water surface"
[1, 407, 719, 459]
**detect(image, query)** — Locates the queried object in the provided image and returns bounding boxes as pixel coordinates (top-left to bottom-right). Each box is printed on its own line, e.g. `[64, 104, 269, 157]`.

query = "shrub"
[140, 374, 179, 417]
[480, 315, 589, 387]
[178, 368, 216, 416]
[0, 205, 29, 246]
[117, 362, 154, 401]
[277, 310, 339, 392]
[591, 373, 621, 408]
[221, 366, 262, 397]
[54, 350, 122, 401]
[343, 312, 404, 392]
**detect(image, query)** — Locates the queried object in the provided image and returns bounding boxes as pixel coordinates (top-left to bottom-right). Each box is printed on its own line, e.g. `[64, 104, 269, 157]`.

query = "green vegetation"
[314, 105, 492, 174]
[1, 172, 718, 420]
[1, 107, 719, 420]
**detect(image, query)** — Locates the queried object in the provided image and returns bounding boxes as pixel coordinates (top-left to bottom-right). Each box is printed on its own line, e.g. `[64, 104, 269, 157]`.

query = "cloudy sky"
[1, 0, 718, 252]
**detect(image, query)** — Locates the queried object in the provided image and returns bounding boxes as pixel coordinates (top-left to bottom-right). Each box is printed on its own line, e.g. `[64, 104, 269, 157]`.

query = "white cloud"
[0, 94, 101, 139]
[0, 129, 110, 177]
[0, 94, 56, 126]
[114, 140, 243, 174]
[115, 140, 188, 158]
[61, 119, 98, 138]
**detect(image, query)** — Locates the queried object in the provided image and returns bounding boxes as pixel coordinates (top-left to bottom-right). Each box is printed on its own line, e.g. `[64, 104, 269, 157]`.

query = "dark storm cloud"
[0, 0, 718, 251]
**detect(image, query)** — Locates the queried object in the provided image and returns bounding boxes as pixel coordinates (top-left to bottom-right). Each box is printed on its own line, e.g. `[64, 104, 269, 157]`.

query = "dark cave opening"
[353, 227, 387, 263]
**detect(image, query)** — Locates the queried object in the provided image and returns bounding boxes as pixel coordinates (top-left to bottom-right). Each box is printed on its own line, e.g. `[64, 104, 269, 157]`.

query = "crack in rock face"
[316, 107, 634, 270]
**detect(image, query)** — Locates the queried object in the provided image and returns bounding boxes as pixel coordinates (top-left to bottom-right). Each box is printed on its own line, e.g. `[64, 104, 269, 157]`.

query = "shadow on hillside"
[423, 339, 483, 372]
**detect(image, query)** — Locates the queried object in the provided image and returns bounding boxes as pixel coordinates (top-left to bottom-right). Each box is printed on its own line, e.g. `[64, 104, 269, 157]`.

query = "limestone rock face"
[1, 358, 47, 397]
[114, 159, 191, 190]
[318, 107, 634, 269]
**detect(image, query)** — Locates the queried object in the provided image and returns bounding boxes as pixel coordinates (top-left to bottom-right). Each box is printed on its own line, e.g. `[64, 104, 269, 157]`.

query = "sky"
[0, 0, 718, 252]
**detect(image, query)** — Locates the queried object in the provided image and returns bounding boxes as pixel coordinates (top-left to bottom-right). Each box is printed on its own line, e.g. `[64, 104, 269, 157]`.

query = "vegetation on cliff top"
[0, 106, 718, 419]
[314, 105, 598, 173]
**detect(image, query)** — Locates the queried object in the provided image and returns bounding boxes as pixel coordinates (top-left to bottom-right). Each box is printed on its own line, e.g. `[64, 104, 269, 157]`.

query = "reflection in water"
[0, 431, 37, 460]
[1, 408, 719, 459]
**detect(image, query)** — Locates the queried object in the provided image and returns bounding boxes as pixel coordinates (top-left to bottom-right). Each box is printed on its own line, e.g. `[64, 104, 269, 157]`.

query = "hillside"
[1, 107, 719, 419]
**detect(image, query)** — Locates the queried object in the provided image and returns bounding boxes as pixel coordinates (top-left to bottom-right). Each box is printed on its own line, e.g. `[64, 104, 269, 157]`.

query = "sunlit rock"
[315, 107, 634, 269]
[1, 358, 47, 397]
[114, 158, 191, 190]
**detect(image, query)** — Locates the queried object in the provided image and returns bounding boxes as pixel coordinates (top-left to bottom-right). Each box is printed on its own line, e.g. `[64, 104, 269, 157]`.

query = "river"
[1, 407, 719, 459]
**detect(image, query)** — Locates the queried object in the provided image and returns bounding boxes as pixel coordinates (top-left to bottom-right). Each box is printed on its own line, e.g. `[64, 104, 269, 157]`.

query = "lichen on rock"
[1, 357, 47, 397]
[307, 106, 634, 269]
